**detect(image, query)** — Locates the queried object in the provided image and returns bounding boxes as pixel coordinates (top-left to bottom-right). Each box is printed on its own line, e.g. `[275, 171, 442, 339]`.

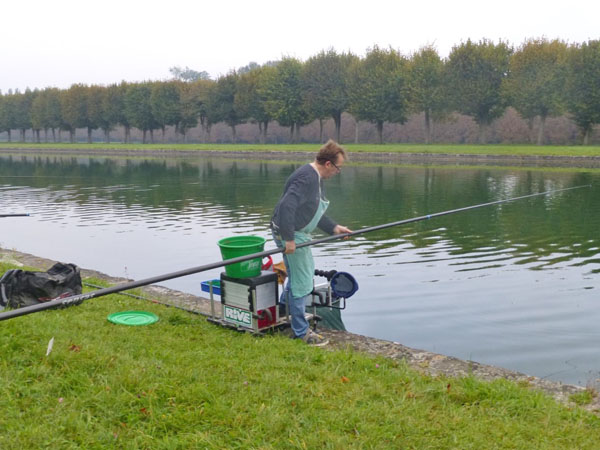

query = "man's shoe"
[301, 330, 329, 347]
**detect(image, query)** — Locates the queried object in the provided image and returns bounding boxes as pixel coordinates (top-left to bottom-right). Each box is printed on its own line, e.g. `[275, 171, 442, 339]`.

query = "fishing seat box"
[220, 271, 279, 331]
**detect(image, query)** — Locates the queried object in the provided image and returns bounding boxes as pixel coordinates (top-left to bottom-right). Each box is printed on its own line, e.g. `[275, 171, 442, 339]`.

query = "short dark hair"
[316, 139, 347, 165]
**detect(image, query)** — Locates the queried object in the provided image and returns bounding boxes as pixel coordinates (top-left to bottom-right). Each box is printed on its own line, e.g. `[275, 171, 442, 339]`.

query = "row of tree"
[1, 38, 599, 145]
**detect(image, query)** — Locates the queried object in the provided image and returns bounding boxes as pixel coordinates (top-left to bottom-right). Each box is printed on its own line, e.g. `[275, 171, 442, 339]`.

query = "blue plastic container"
[201, 279, 221, 296]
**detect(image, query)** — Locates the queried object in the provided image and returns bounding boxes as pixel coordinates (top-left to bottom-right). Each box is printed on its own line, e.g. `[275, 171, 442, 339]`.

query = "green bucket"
[217, 235, 266, 278]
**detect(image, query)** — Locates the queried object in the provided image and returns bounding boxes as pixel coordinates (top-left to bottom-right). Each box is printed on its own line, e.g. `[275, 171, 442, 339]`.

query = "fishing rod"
[0, 184, 589, 322]
[0, 213, 29, 218]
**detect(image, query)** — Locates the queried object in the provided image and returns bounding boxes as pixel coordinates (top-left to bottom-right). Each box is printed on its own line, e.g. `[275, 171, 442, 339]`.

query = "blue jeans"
[271, 230, 310, 338]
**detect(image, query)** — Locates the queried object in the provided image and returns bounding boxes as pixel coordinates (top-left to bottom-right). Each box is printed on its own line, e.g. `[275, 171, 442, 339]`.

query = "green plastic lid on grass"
[107, 311, 159, 326]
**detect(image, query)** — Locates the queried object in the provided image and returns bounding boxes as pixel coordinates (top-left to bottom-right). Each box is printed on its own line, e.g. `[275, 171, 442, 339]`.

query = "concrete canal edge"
[2, 247, 599, 414]
[3, 146, 600, 168]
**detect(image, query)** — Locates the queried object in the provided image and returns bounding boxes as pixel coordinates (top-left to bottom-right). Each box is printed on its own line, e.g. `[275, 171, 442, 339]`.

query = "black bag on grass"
[0, 263, 82, 310]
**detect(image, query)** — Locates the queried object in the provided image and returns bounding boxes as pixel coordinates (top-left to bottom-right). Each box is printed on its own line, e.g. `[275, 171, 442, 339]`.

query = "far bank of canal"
[3, 144, 600, 168]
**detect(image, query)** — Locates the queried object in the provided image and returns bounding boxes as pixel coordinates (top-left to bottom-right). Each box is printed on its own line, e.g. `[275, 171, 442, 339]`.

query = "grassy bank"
[1, 142, 600, 157]
[1, 262, 599, 448]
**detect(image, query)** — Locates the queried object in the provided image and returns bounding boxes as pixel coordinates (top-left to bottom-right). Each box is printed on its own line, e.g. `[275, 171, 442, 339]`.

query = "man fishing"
[270, 140, 352, 346]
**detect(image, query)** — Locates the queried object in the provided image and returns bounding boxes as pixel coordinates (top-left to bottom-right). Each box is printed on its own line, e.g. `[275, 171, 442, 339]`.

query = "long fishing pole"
[0, 184, 589, 322]
[0, 213, 29, 218]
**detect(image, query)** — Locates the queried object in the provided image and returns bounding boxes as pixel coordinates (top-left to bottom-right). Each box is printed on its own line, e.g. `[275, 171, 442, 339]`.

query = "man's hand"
[284, 240, 296, 254]
[333, 225, 352, 236]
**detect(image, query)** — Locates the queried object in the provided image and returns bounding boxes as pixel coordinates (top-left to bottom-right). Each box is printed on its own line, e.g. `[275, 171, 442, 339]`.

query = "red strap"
[261, 255, 273, 270]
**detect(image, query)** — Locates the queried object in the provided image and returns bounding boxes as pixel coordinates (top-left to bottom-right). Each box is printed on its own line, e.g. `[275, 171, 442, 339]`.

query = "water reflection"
[1, 154, 599, 386]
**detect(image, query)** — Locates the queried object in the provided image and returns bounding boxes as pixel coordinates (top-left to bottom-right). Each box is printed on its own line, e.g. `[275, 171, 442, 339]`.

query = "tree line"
[1, 38, 599, 146]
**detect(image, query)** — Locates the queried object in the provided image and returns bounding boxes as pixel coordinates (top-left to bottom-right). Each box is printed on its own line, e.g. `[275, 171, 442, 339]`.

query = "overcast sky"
[1, 0, 598, 92]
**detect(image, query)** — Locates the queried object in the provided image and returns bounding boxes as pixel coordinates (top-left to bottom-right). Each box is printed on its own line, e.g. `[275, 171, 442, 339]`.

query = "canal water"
[1, 153, 599, 386]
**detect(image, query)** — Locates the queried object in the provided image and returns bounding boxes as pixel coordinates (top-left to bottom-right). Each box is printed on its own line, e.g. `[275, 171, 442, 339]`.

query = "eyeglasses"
[329, 160, 341, 172]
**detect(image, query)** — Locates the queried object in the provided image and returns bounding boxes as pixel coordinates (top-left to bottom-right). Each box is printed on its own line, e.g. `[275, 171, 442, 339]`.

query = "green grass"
[1, 264, 600, 448]
[2, 141, 600, 157]
[571, 390, 597, 406]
